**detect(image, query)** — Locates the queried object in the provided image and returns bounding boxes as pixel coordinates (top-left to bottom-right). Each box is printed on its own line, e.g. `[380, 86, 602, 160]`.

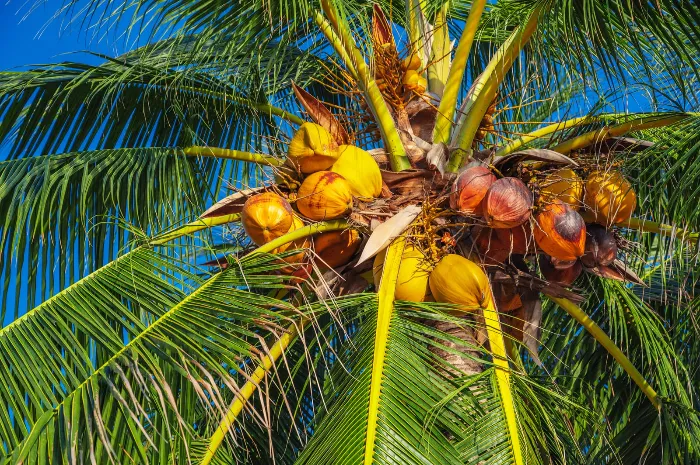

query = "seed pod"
[429, 254, 492, 311]
[540, 168, 583, 210]
[472, 224, 534, 263]
[584, 170, 637, 225]
[450, 165, 497, 215]
[331, 145, 382, 199]
[314, 229, 362, 269]
[241, 192, 295, 246]
[534, 199, 586, 261]
[373, 245, 432, 302]
[539, 255, 582, 286]
[287, 122, 340, 173]
[297, 171, 353, 220]
[482, 177, 533, 228]
[581, 224, 617, 267]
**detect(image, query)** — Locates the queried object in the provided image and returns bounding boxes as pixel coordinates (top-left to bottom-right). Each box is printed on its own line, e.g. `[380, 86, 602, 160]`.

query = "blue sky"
[0, 1, 133, 71]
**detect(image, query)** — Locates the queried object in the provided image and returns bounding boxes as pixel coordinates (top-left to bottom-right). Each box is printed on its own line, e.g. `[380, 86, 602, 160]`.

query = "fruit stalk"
[183, 147, 283, 166]
[548, 295, 660, 408]
[319, 0, 411, 172]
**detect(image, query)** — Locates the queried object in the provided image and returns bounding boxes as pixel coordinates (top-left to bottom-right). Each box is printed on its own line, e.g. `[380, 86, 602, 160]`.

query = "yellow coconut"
[402, 54, 422, 71]
[541, 168, 584, 210]
[373, 245, 432, 302]
[241, 192, 294, 246]
[296, 171, 353, 220]
[584, 170, 637, 225]
[331, 145, 382, 199]
[287, 122, 340, 174]
[429, 254, 492, 311]
[314, 229, 362, 269]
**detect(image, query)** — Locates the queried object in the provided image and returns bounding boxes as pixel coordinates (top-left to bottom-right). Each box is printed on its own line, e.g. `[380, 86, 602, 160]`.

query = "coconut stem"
[200, 320, 304, 465]
[151, 214, 241, 245]
[493, 116, 595, 157]
[249, 220, 353, 256]
[447, 6, 543, 173]
[624, 217, 699, 241]
[183, 147, 284, 166]
[482, 300, 524, 465]
[551, 114, 687, 154]
[548, 295, 660, 409]
[432, 0, 487, 145]
[318, 1, 412, 172]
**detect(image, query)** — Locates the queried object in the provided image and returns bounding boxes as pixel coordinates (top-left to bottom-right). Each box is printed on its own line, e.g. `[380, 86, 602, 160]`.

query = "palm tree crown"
[1, 0, 700, 464]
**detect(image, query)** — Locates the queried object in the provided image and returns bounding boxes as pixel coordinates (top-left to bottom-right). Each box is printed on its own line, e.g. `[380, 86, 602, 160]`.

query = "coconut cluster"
[448, 161, 636, 298]
[241, 122, 382, 278]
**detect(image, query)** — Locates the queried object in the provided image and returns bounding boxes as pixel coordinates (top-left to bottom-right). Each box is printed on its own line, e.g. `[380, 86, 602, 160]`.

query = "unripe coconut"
[373, 245, 432, 302]
[314, 229, 362, 269]
[450, 165, 497, 215]
[472, 224, 534, 263]
[331, 145, 382, 199]
[539, 255, 582, 286]
[584, 170, 637, 225]
[429, 254, 492, 311]
[241, 192, 295, 246]
[581, 224, 617, 267]
[287, 122, 340, 173]
[402, 54, 422, 71]
[540, 168, 584, 210]
[534, 199, 586, 262]
[482, 177, 533, 228]
[296, 171, 353, 220]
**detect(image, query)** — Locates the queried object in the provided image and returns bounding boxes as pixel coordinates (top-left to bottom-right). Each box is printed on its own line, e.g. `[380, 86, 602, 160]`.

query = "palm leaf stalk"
[3, 0, 700, 463]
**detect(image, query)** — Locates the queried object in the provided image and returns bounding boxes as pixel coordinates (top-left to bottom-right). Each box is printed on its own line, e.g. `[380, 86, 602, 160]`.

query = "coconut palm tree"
[1, 0, 700, 463]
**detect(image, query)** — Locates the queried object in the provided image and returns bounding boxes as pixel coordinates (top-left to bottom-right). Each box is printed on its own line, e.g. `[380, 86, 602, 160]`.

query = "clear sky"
[0, 1, 133, 71]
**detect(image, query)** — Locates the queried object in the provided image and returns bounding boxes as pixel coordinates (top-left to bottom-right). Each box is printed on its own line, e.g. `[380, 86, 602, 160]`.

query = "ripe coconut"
[534, 199, 586, 262]
[331, 145, 382, 199]
[584, 170, 637, 225]
[581, 224, 617, 267]
[450, 165, 497, 215]
[296, 171, 353, 220]
[538, 255, 582, 286]
[241, 192, 295, 246]
[314, 229, 362, 269]
[472, 223, 534, 263]
[540, 168, 584, 210]
[373, 245, 432, 302]
[429, 254, 492, 311]
[287, 122, 340, 173]
[482, 177, 533, 228]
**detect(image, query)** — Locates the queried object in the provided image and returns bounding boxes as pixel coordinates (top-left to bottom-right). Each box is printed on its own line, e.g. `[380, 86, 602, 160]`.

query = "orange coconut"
[538, 255, 582, 286]
[241, 192, 295, 246]
[296, 171, 353, 220]
[584, 170, 637, 225]
[314, 229, 362, 269]
[534, 199, 586, 262]
[540, 168, 584, 210]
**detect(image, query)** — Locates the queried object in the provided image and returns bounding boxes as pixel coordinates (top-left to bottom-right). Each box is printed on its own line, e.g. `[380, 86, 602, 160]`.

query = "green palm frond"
[0, 147, 214, 319]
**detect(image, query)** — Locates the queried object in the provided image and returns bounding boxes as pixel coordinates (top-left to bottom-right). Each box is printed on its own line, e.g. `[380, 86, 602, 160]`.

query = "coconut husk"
[292, 83, 350, 144]
[493, 149, 578, 175]
[585, 259, 647, 286]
